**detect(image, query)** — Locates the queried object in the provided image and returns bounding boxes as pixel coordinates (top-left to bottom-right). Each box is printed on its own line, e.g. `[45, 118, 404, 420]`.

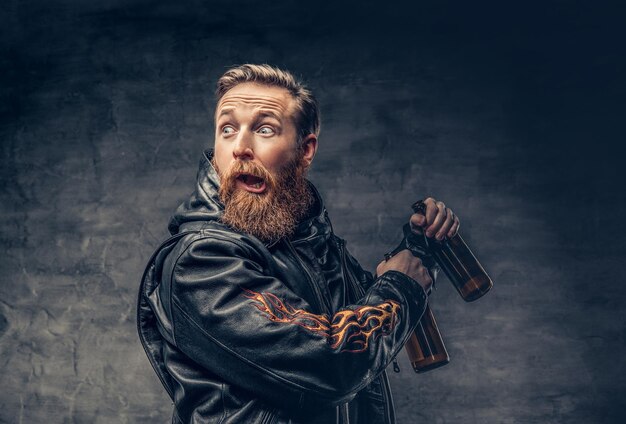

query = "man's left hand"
[409, 197, 460, 241]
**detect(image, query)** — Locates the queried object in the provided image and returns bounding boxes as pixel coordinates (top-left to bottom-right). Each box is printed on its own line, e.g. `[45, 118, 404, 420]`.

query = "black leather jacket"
[137, 149, 429, 423]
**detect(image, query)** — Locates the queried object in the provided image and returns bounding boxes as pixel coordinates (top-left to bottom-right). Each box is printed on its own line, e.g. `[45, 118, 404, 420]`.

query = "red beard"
[211, 154, 314, 243]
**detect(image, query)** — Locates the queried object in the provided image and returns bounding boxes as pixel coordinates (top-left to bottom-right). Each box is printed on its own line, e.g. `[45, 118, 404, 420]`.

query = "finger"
[417, 266, 433, 291]
[423, 198, 439, 227]
[418, 264, 430, 279]
[436, 209, 455, 241]
[410, 213, 426, 230]
[447, 216, 460, 238]
[425, 201, 446, 237]
[401, 249, 419, 261]
[395, 249, 413, 261]
[376, 261, 386, 276]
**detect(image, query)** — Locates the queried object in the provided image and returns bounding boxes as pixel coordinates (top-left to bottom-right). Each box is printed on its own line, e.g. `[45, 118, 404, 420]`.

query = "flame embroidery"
[242, 289, 401, 353]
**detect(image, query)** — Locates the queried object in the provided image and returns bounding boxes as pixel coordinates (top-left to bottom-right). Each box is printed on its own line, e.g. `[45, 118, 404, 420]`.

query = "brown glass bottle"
[404, 305, 449, 373]
[402, 200, 493, 372]
[411, 200, 493, 303]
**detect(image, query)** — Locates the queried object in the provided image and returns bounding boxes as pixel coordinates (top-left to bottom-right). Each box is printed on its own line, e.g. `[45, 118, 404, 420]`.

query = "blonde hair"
[216, 64, 320, 144]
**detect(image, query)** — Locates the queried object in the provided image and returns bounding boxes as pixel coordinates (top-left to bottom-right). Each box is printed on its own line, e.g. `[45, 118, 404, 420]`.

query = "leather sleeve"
[166, 232, 427, 411]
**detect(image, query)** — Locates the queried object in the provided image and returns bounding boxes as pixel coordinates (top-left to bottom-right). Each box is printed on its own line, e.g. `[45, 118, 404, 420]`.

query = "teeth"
[239, 174, 263, 189]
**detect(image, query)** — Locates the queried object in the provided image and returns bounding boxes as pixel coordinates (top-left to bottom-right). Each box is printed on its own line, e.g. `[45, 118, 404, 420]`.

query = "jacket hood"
[167, 149, 224, 235]
[168, 149, 332, 245]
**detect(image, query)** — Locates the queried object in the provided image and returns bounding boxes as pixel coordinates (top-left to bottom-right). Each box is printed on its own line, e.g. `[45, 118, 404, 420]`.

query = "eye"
[257, 126, 275, 136]
[221, 125, 236, 135]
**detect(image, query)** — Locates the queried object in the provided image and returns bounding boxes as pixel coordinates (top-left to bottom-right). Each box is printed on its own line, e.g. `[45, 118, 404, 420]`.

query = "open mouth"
[235, 173, 267, 193]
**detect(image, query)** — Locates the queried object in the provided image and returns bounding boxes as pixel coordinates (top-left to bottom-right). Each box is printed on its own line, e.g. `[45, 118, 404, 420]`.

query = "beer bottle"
[410, 200, 493, 303]
[387, 200, 493, 372]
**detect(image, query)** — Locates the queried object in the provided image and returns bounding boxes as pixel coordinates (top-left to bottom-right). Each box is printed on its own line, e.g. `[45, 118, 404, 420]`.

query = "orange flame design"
[243, 289, 401, 353]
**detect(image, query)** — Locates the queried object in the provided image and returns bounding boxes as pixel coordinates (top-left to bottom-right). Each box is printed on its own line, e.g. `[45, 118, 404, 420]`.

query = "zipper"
[285, 238, 331, 316]
[392, 356, 401, 373]
[340, 403, 350, 424]
[260, 408, 277, 424]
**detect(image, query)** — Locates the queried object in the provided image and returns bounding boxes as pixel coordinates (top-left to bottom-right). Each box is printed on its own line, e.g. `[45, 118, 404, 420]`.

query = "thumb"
[410, 214, 425, 230]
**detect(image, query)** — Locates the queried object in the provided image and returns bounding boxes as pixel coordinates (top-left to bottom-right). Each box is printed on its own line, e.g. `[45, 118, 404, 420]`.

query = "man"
[138, 64, 460, 423]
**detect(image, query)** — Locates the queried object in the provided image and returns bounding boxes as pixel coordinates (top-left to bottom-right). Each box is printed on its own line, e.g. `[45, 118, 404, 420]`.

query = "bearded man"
[138, 64, 460, 424]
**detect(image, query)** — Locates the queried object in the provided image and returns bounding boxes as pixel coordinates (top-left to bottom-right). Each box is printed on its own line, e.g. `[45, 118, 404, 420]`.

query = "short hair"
[215, 64, 320, 145]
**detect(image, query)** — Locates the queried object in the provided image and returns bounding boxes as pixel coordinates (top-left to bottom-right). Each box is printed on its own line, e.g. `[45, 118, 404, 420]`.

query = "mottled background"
[1, 1, 625, 423]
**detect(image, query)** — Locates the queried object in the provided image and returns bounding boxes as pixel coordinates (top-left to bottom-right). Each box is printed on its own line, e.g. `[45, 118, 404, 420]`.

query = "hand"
[376, 250, 433, 293]
[409, 197, 460, 241]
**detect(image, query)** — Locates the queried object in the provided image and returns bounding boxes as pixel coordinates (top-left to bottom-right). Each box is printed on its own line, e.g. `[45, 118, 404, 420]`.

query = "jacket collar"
[168, 148, 333, 247]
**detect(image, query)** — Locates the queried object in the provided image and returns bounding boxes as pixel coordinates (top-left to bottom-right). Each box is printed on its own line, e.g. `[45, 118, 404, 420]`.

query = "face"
[214, 82, 311, 193]
[211, 82, 318, 242]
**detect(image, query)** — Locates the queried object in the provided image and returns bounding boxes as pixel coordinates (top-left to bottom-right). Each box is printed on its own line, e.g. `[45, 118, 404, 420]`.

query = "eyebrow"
[217, 108, 235, 119]
[257, 110, 282, 122]
[216, 108, 283, 123]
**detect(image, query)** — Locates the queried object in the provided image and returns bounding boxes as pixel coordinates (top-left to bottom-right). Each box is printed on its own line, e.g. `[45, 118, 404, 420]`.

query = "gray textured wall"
[1, 1, 625, 423]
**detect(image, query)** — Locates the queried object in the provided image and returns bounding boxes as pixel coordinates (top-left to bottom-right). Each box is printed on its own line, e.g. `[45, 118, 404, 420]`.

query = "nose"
[232, 131, 254, 161]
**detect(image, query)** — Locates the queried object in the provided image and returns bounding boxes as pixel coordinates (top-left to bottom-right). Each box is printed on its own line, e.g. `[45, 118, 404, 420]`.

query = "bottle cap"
[411, 199, 426, 215]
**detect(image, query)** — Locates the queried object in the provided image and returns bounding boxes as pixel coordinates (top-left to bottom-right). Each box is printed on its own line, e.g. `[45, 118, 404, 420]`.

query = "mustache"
[222, 160, 276, 188]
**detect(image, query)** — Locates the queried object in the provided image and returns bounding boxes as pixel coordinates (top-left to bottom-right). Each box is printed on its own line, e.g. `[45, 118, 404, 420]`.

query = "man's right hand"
[376, 250, 433, 293]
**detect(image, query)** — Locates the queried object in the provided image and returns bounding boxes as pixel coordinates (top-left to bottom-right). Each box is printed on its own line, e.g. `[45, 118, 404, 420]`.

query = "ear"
[300, 134, 318, 168]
